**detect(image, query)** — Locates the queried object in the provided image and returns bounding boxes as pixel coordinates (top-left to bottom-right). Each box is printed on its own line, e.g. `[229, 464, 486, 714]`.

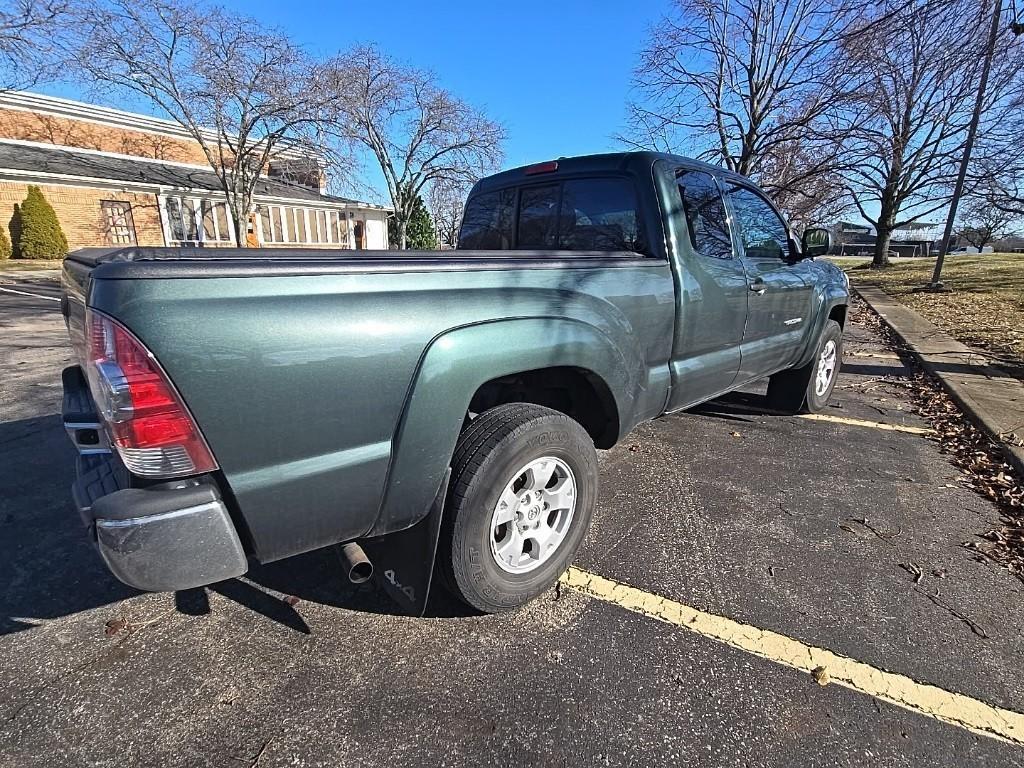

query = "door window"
[677, 171, 732, 260]
[727, 185, 789, 262]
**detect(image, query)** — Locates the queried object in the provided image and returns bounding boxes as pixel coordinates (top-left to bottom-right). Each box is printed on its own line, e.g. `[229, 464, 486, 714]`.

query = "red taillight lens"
[524, 160, 558, 175]
[85, 309, 217, 478]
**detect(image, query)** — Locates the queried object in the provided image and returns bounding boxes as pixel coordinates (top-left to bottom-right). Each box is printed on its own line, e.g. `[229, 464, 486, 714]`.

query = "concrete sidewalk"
[855, 284, 1024, 478]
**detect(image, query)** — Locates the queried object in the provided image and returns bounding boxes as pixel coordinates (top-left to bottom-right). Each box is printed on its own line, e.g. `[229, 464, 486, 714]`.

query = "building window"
[292, 208, 308, 243]
[101, 201, 137, 245]
[201, 200, 217, 241]
[316, 210, 328, 243]
[161, 195, 233, 246]
[255, 204, 352, 247]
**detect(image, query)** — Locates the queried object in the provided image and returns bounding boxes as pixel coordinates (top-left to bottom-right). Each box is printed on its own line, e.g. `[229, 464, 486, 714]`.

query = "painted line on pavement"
[797, 412, 932, 435]
[561, 566, 1023, 746]
[0, 285, 60, 302]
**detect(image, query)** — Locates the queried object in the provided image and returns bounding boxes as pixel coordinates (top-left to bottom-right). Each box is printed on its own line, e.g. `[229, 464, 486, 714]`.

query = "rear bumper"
[63, 365, 247, 591]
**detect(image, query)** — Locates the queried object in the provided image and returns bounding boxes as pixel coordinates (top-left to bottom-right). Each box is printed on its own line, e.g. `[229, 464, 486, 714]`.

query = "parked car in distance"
[60, 152, 849, 614]
[948, 246, 994, 255]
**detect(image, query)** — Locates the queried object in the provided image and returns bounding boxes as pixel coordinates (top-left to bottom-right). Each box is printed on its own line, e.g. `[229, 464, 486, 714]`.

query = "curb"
[853, 284, 1024, 480]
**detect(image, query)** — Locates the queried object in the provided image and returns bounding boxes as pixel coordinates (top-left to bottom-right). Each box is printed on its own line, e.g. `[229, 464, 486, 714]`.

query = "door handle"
[749, 280, 767, 295]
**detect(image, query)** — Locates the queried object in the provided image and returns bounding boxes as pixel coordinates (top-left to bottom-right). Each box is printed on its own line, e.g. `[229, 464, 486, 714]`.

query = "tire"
[766, 320, 843, 415]
[439, 403, 598, 613]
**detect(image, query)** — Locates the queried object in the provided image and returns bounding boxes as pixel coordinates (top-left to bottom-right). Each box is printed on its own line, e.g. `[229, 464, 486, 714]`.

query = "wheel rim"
[815, 339, 838, 396]
[489, 456, 577, 574]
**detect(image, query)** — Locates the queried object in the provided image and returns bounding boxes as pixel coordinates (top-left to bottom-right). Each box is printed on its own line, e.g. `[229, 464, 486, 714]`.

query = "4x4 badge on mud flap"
[384, 569, 416, 602]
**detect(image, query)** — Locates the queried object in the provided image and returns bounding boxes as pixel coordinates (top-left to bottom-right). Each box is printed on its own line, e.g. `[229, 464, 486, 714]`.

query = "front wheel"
[439, 403, 598, 613]
[766, 319, 843, 414]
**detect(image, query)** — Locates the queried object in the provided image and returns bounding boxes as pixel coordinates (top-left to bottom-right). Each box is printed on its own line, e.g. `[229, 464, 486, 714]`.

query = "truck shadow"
[0, 415, 137, 636]
[690, 389, 777, 421]
[173, 552, 474, 635]
[242, 549, 475, 622]
[0, 414, 471, 638]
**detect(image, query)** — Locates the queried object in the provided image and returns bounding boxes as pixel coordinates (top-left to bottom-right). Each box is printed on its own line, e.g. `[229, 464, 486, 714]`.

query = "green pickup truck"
[60, 152, 848, 614]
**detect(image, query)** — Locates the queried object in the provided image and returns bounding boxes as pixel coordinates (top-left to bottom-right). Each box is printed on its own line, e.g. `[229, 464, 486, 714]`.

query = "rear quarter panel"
[88, 259, 673, 561]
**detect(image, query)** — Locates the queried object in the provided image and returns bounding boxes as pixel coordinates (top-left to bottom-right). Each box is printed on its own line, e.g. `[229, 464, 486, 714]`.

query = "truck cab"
[457, 153, 849, 412]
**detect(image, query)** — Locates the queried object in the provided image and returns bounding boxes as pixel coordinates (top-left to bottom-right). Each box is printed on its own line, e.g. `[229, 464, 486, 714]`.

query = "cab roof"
[471, 151, 744, 195]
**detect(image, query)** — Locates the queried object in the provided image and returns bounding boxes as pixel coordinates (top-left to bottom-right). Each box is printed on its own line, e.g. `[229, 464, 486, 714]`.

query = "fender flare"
[794, 288, 849, 368]
[369, 316, 637, 536]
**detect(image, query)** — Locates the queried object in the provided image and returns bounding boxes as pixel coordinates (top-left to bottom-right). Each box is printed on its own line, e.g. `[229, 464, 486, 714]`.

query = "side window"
[458, 188, 515, 249]
[676, 171, 732, 259]
[559, 179, 643, 252]
[517, 184, 560, 249]
[727, 185, 789, 261]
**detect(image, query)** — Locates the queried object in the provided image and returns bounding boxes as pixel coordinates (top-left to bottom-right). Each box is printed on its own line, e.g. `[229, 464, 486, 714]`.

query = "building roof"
[0, 90, 311, 161]
[0, 139, 388, 209]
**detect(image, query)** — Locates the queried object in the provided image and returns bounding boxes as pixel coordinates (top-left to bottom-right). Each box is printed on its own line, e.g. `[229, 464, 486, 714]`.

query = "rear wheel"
[766, 319, 843, 414]
[439, 403, 598, 613]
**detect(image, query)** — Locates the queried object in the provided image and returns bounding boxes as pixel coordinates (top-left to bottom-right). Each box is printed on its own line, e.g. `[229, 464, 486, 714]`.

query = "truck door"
[665, 168, 749, 410]
[724, 182, 815, 383]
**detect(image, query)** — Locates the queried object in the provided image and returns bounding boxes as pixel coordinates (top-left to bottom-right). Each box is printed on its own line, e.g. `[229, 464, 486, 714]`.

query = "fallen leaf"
[104, 617, 126, 636]
[811, 666, 830, 686]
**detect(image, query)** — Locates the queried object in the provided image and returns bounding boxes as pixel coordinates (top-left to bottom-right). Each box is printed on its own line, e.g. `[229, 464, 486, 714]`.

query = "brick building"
[0, 91, 390, 251]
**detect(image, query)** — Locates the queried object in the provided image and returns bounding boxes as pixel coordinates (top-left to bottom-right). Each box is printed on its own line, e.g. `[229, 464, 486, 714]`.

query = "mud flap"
[360, 469, 450, 617]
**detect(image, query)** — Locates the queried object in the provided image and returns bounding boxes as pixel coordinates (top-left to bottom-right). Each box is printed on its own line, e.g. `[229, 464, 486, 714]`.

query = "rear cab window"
[458, 188, 516, 249]
[458, 176, 645, 254]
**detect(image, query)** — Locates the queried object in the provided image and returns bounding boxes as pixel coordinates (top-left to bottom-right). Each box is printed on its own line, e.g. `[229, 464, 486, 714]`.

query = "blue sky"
[42, 0, 669, 202]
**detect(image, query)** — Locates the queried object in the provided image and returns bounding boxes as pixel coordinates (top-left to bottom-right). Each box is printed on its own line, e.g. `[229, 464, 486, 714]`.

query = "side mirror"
[801, 227, 832, 258]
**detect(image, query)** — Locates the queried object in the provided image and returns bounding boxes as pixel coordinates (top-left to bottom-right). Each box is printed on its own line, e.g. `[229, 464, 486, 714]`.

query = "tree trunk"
[228, 195, 248, 248]
[395, 216, 408, 250]
[233, 209, 247, 247]
[873, 226, 892, 267]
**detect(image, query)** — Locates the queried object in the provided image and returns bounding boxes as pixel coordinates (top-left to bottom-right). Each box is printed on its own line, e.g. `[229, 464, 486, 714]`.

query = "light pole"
[926, 0, 1003, 290]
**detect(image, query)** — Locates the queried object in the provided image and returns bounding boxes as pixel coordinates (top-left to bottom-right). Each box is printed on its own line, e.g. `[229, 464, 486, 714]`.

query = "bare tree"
[957, 194, 1019, 250]
[320, 46, 504, 249]
[0, 0, 71, 88]
[73, 0, 322, 245]
[755, 131, 851, 226]
[428, 178, 470, 249]
[969, 77, 1024, 218]
[835, 0, 1022, 267]
[970, 154, 1024, 218]
[623, 0, 865, 224]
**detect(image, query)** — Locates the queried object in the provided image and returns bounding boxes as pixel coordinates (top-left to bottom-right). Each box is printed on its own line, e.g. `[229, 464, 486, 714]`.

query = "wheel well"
[829, 304, 848, 328]
[469, 366, 619, 449]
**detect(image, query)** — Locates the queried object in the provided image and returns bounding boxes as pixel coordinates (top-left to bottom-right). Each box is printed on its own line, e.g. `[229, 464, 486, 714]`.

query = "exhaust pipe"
[340, 542, 373, 584]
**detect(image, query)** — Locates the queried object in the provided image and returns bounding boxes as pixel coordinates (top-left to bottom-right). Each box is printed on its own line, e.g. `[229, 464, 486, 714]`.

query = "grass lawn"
[845, 253, 1024, 371]
[0, 259, 62, 272]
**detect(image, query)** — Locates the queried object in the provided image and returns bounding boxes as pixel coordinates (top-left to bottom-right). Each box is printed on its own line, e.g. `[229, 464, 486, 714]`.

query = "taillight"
[85, 309, 217, 478]
[524, 160, 558, 175]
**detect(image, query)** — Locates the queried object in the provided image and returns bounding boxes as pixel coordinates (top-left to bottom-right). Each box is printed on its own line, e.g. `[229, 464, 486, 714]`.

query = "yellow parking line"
[561, 567, 1024, 746]
[797, 413, 932, 435]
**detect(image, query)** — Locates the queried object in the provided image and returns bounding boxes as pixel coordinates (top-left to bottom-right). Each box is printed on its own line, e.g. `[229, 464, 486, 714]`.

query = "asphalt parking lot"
[2, 271, 1024, 767]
